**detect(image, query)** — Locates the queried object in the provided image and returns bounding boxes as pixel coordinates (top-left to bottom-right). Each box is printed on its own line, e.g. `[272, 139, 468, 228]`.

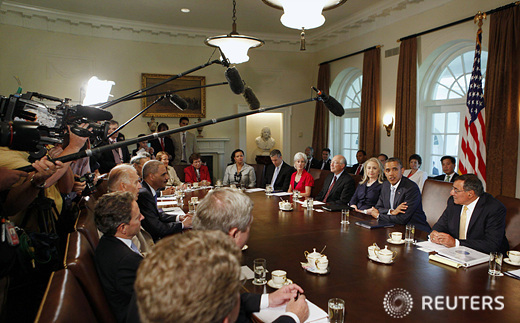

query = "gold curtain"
[394, 37, 417, 163]
[312, 63, 331, 156]
[359, 47, 381, 157]
[485, 5, 520, 197]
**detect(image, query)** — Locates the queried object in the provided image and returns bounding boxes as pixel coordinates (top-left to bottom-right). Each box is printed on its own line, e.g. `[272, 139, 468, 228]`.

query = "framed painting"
[141, 73, 206, 118]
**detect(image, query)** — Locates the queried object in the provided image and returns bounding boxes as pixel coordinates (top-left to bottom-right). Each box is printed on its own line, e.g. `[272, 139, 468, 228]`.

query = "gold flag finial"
[474, 11, 487, 28]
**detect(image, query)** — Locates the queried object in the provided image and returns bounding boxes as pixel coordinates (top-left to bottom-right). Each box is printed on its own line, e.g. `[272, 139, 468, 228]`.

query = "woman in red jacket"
[184, 153, 211, 185]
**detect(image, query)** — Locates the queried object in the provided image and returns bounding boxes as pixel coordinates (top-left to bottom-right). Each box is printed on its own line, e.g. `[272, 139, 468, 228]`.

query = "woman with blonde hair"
[288, 152, 313, 198]
[349, 157, 384, 215]
[156, 151, 182, 187]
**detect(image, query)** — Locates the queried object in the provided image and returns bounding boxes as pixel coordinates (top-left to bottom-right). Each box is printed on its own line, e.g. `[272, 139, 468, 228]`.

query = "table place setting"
[267, 270, 293, 289]
[301, 248, 330, 274]
[387, 232, 406, 245]
[504, 250, 520, 266]
[278, 200, 293, 211]
[367, 244, 397, 264]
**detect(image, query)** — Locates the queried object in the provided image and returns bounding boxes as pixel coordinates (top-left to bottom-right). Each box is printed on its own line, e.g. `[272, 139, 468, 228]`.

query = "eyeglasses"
[451, 187, 466, 193]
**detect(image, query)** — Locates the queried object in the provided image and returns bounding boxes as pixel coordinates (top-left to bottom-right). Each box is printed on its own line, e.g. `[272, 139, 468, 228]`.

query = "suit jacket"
[264, 161, 295, 192]
[150, 136, 175, 162]
[184, 165, 211, 183]
[171, 131, 198, 165]
[238, 293, 296, 323]
[349, 163, 365, 177]
[433, 173, 459, 182]
[375, 176, 431, 233]
[315, 170, 355, 205]
[94, 235, 143, 323]
[317, 159, 331, 171]
[306, 157, 320, 171]
[432, 193, 509, 254]
[98, 134, 131, 174]
[137, 182, 183, 242]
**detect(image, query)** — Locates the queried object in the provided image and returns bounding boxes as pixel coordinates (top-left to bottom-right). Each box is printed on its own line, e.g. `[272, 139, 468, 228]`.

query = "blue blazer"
[349, 181, 382, 210]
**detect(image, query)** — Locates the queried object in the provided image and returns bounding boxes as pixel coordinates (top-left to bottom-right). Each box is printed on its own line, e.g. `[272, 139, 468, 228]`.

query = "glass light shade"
[83, 76, 115, 106]
[280, 0, 327, 30]
[205, 35, 264, 64]
[383, 114, 394, 126]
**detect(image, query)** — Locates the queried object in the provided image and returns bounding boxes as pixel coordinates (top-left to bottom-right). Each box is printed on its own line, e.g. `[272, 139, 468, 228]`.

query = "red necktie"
[322, 176, 336, 202]
[160, 138, 165, 151]
[355, 165, 362, 175]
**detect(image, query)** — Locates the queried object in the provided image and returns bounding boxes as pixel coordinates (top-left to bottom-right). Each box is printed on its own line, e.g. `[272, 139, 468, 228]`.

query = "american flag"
[458, 27, 486, 188]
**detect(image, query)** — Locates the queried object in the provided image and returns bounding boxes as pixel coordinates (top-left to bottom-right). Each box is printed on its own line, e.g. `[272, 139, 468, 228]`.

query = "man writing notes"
[372, 158, 431, 233]
[430, 174, 508, 254]
[315, 155, 355, 206]
[433, 155, 459, 182]
[193, 188, 309, 323]
[264, 149, 295, 192]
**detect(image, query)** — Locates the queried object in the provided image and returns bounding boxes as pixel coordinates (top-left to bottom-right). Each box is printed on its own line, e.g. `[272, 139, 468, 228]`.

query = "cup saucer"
[387, 238, 405, 245]
[279, 207, 293, 211]
[267, 278, 293, 289]
[504, 258, 520, 266]
[368, 255, 394, 265]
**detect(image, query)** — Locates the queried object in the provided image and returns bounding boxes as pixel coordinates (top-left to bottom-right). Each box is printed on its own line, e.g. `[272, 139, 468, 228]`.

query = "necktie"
[321, 161, 325, 170]
[271, 166, 280, 186]
[322, 176, 336, 202]
[154, 194, 158, 205]
[306, 159, 311, 172]
[355, 164, 362, 175]
[160, 138, 165, 151]
[181, 133, 187, 161]
[196, 169, 200, 181]
[130, 241, 142, 256]
[390, 186, 396, 209]
[445, 175, 450, 182]
[459, 206, 468, 239]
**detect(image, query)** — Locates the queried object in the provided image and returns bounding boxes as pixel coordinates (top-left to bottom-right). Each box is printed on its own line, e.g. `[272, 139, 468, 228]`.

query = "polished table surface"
[183, 189, 520, 322]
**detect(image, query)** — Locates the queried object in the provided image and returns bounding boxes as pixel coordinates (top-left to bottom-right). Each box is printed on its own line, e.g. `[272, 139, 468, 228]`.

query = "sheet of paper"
[254, 299, 328, 323]
[157, 196, 177, 201]
[296, 200, 325, 206]
[164, 207, 185, 217]
[245, 188, 265, 193]
[157, 201, 178, 207]
[415, 240, 448, 252]
[240, 265, 254, 281]
[272, 192, 292, 197]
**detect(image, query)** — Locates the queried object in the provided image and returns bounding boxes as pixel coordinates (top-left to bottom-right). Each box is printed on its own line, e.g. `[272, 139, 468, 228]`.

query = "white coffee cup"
[191, 197, 199, 203]
[316, 256, 329, 271]
[271, 270, 287, 286]
[508, 250, 520, 264]
[389, 232, 402, 242]
[193, 182, 199, 188]
[368, 244, 379, 258]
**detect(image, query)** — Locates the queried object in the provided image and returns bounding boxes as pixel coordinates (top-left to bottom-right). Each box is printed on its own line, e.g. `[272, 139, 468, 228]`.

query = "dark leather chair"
[74, 208, 99, 250]
[309, 169, 332, 197]
[64, 231, 117, 323]
[250, 164, 266, 188]
[496, 195, 520, 251]
[422, 179, 453, 227]
[173, 165, 189, 183]
[350, 174, 362, 188]
[35, 269, 97, 323]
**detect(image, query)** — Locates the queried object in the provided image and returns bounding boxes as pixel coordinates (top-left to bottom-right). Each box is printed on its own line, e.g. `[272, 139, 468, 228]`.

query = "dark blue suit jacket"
[349, 181, 383, 210]
[264, 161, 295, 192]
[316, 170, 355, 205]
[432, 193, 509, 254]
[375, 176, 431, 233]
[238, 293, 296, 323]
[137, 182, 183, 242]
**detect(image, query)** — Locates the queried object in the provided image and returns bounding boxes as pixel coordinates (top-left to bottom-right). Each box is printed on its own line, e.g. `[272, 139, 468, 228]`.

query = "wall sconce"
[383, 115, 394, 137]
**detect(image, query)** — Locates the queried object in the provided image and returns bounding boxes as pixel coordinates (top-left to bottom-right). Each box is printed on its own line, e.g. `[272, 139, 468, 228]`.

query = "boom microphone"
[71, 105, 113, 121]
[312, 87, 345, 117]
[168, 94, 189, 110]
[225, 67, 245, 95]
[243, 86, 260, 110]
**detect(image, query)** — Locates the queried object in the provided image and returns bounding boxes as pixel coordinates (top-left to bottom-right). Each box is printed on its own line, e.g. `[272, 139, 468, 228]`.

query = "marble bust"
[255, 126, 275, 155]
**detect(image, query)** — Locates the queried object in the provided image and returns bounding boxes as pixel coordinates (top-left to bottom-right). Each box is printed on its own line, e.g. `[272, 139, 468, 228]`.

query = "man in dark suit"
[430, 174, 508, 254]
[193, 188, 309, 323]
[149, 123, 175, 164]
[373, 157, 431, 233]
[433, 155, 459, 182]
[304, 146, 320, 171]
[318, 148, 331, 170]
[94, 191, 144, 322]
[316, 155, 355, 205]
[137, 160, 191, 242]
[349, 149, 367, 176]
[98, 120, 131, 174]
[264, 149, 295, 192]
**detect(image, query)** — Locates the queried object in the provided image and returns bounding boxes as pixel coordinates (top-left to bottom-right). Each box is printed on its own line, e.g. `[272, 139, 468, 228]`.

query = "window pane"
[434, 85, 449, 100]
[446, 112, 460, 133]
[432, 135, 444, 155]
[351, 134, 358, 148]
[430, 155, 442, 175]
[446, 135, 459, 155]
[343, 118, 351, 132]
[438, 69, 455, 89]
[448, 57, 463, 78]
[350, 150, 357, 166]
[432, 113, 445, 133]
[352, 117, 359, 132]
[343, 134, 351, 149]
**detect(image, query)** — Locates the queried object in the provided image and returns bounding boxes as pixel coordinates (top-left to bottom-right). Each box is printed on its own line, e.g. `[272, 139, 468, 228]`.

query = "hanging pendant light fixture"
[205, 0, 264, 64]
[262, 0, 347, 50]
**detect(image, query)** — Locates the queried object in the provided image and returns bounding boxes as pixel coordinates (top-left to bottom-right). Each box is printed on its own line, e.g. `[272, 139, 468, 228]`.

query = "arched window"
[330, 68, 362, 166]
[419, 43, 487, 175]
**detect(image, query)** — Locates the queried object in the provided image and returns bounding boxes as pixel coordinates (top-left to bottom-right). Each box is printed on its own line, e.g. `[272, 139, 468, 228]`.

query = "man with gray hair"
[194, 188, 309, 323]
[94, 191, 144, 322]
[263, 149, 295, 192]
[138, 160, 191, 241]
[316, 155, 355, 205]
[130, 153, 150, 179]
[304, 146, 319, 171]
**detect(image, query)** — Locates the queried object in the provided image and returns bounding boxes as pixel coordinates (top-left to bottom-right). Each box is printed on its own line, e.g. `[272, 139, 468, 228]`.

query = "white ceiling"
[1, 0, 449, 50]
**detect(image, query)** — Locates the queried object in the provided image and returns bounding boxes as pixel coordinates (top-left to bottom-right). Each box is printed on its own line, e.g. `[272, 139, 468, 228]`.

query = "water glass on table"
[253, 258, 267, 285]
[405, 224, 415, 243]
[341, 209, 349, 224]
[265, 184, 273, 195]
[328, 298, 345, 323]
[306, 198, 313, 211]
[488, 252, 503, 276]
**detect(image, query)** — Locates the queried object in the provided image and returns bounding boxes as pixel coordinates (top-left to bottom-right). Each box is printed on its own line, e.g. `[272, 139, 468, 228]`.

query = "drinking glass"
[253, 258, 267, 285]
[328, 298, 345, 323]
[266, 184, 273, 195]
[341, 209, 349, 224]
[307, 198, 314, 211]
[405, 224, 415, 242]
[488, 252, 503, 276]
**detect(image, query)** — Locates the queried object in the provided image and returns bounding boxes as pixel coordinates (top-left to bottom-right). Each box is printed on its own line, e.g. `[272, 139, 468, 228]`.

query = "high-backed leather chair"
[173, 165, 189, 182]
[309, 169, 332, 197]
[422, 179, 453, 227]
[496, 195, 520, 251]
[250, 164, 266, 188]
[64, 231, 117, 323]
[74, 208, 100, 250]
[35, 269, 97, 323]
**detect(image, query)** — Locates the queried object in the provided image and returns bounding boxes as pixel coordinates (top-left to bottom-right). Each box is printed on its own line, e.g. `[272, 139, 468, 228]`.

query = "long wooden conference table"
[183, 188, 520, 322]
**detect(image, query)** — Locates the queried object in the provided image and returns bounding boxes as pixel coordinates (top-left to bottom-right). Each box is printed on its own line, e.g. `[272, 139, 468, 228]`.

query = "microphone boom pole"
[16, 97, 318, 173]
